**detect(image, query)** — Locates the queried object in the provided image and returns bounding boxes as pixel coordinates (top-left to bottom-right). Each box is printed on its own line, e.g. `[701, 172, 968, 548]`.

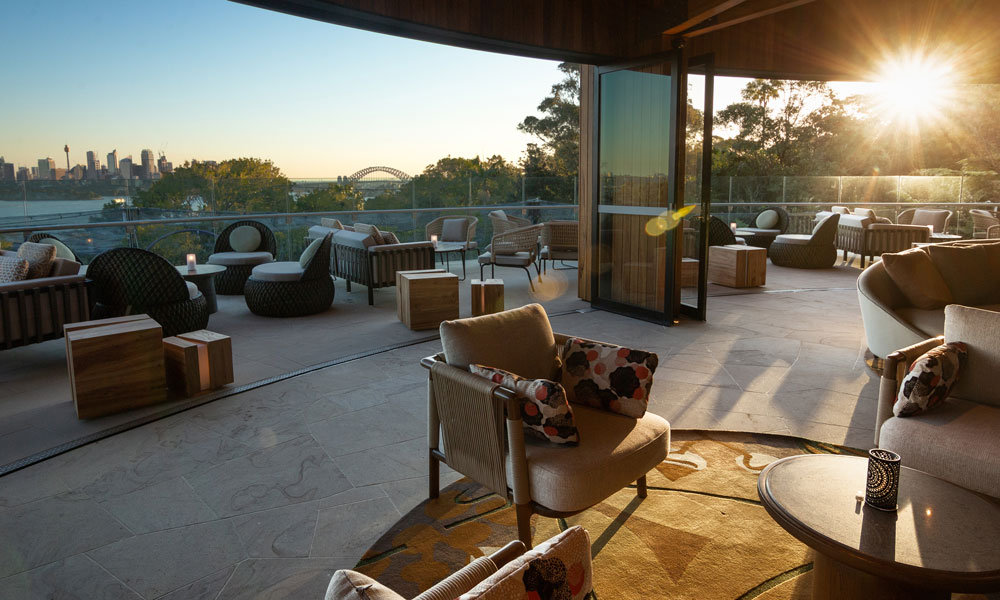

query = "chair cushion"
[381, 231, 400, 245]
[879, 398, 1000, 498]
[881, 248, 953, 310]
[440, 303, 558, 381]
[945, 305, 1000, 408]
[477, 251, 534, 266]
[325, 570, 404, 600]
[17, 242, 57, 279]
[185, 281, 201, 300]
[0, 256, 29, 283]
[332, 229, 378, 250]
[853, 207, 877, 219]
[229, 225, 261, 252]
[893, 342, 968, 417]
[911, 209, 949, 233]
[299, 237, 323, 269]
[250, 261, 304, 282]
[208, 251, 273, 266]
[470, 364, 579, 444]
[773, 234, 813, 246]
[37, 237, 75, 260]
[561, 338, 658, 418]
[488, 210, 508, 221]
[354, 222, 385, 245]
[735, 227, 779, 236]
[831, 205, 850, 214]
[508, 405, 669, 513]
[464, 526, 592, 600]
[320, 218, 345, 230]
[755, 209, 779, 229]
[926, 244, 996, 305]
[441, 218, 468, 242]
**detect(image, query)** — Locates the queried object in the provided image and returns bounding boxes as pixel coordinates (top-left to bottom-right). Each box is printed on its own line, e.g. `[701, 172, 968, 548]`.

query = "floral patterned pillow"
[561, 338, 658, 418]
[469, 364, 579, 445]
[894, 342, 968, 417]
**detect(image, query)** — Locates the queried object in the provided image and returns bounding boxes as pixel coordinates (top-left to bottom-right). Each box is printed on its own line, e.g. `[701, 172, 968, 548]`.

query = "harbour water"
[0, 198, 112, 218]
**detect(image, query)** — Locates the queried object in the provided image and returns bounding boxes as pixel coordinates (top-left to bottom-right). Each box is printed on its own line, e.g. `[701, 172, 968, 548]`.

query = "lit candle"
[730, 222, 738, 233]
[430, 234, 438, 247]
[186, 254, 197, 272]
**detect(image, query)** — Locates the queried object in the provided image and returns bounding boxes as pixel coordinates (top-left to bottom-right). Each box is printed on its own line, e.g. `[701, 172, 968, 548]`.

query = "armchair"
[425, 215, 478, 252]
[835, 214, 929, 268]
[207, 220, 276, 294]
[707, 216, 745, 247]
[0, 249, 89, 350]
[769, 213, 841, 268]
[423, 304, 670, 547]
[734, 206, 790, 249]
[970, 209, 1000, 239]
[26, 232, 82, 262]
[244, 233, 334, 317]
[331, 230, 434, 305]
[488, 210, 531, 236]
[896, 208, 952, 233]
[477, 224, 543, 290]
[538, 220, 578, 274]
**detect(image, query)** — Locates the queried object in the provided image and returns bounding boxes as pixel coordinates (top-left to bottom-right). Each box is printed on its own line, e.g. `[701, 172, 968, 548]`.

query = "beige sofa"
[835, 213, 930, 268]
[0, 249, 90, 349]
[876, 305, 1000, 498]
[857, 240, 1000, 358]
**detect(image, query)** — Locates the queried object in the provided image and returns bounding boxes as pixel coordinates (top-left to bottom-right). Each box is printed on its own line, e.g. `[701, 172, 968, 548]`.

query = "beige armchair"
[478, 224, 543, 290]
[425, 215, 478, 252]
[423, 304, 670, 547]
[896, 208, 953, 233]
[970, 209, 1000, 239]
[539, 220, 578, 274]
[488, 209, 531, 236]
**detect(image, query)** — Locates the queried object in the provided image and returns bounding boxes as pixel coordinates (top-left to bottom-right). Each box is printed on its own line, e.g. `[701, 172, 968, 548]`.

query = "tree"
[132, 158, 291, 213]
[518, 63, 581, 178]
[293, 183, 364, 212]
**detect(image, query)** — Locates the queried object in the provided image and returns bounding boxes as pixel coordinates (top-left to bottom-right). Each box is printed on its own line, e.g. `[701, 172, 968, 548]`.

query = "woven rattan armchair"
[971, 209, 1000, 239]
[488, 210, 531, 236]
[424, 304, 669, 547]
[208, 220, 276, 295]
[425, 215, 478, 251]
[244, 233, 334, 317]
[478, 224, 543, 290]
[25, 232, 82, 262]
[538, 220, 578, 274]
[87, 248, 208, 337]
[896, 208, 952, 233]
[769, 213, 841, 268]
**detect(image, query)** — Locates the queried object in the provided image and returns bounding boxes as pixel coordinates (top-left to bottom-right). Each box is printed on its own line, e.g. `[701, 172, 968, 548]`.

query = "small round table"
[175, 264, 226, 314]
[758, 454, 1000, 599]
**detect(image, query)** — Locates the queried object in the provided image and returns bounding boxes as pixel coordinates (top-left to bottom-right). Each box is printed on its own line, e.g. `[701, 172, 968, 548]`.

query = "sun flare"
[873, 54, 956, 124]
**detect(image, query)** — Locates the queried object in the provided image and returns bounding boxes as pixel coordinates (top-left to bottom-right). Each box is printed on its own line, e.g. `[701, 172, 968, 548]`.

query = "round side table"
[175, 264, 227, 314]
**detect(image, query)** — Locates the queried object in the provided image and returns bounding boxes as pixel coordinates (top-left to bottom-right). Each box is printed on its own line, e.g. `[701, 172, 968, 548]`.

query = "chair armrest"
[370, 241, 434, 253]
[875, 335, 944, 445]
[410, 541, 525, 600]
[0, 274, 87, 293]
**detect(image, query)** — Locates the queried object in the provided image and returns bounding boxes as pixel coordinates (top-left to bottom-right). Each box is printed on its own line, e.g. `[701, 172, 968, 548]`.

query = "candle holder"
[865, 448, 900, 511]
[430, 234, 438, 248]
[186, 254, 197, 272]
[730, 222, 738, 233]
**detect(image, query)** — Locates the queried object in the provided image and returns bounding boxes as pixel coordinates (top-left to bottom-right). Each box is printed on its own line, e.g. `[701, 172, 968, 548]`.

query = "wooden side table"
[471, 278, 504, 316]
[64, 315, 167, 419]
[397, 270, 459, 330]
[708, 244, 766, 288]
[176, 264, 226, 314]
[163, 329, 234, 397]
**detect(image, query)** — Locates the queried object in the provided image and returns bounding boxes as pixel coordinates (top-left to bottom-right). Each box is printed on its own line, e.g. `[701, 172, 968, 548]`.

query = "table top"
[433, 241, 467, 252]
[929, 233, 963, 240]
[176, 264, 227, 278]
[758, 454, 1000, 590]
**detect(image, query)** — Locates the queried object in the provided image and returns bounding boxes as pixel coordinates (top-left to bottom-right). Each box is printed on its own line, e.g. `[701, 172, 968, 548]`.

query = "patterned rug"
[354, 431, 990, 599]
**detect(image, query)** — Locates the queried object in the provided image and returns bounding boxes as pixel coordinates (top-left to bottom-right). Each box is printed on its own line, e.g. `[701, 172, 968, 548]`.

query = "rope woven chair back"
[707, 216, 738, 246]
[302, 234, 333, 281]
[87, 248, 190, 310]
[25, 232, 82, 262]
[543, 221, 578, 250]
[426, 216, 478, 242]
[214, 220, 277, 254]
[493, 224, 544, 256]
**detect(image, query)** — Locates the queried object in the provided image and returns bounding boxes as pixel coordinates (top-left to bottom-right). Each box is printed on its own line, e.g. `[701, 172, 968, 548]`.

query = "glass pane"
[682, 73, 706, 308]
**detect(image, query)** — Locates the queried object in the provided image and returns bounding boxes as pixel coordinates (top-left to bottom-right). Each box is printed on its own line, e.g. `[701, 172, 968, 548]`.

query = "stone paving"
[0, 260, 877, 599]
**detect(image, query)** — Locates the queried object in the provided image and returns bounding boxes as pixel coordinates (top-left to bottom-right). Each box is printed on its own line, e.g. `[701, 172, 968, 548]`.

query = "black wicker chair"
[87, 248, 209, 336]
[244, 233, 334, 317]
[735, 207, 790, 249]
[769, 213, 841, 269]
[707, 216, 743, 247]
[208, 220, 277, 295]
[26, 232, 82, 263]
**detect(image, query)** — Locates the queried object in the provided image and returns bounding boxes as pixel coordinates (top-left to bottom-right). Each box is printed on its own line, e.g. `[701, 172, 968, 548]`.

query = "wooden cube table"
[681, 258, 699, 287]
[471, 278, 504, 316]
[708, 244, 766, 288]
[397, 270, 459, 330]
[64, 315, 167, 419]
[163, 330, 234, 397]
[395, 269, 446, 322]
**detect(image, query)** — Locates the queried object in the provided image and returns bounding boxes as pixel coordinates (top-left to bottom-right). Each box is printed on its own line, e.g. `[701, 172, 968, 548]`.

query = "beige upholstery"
[508, 405, 669, 513]
[354, 222, 385, 245]
[440, 303, 558, 380]
[772, 233, 811, 245]
[184, 281, 200, 300]
[207, 251, 273, 266]
[320, 218, 345, 230]
[250, 261, 304, 282]
[0, 253, 89, 348]
[477, 251, 533, 266]
[971, 209, 1000, 238]
[328, 229, 434, 305]
[326, 570, 404, 600]
[898, 208, 952, 233]
[944, 304, 1000, 407]
[228, 225, 262, 252]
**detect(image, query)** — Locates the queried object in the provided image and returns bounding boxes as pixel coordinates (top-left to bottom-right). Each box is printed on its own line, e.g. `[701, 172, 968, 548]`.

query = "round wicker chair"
[87, 248, 209, 336]
[244, 233, 334, 317]
[769, 213, 840, 269]
[208, 220, 277, 295]
[707, 216, 743, 246]
[26, 232, 82, 262]
[735, 206, 790, 249]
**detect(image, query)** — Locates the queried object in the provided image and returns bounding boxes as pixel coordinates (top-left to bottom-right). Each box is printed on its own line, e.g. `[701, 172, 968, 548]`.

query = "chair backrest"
[910, 209, 952, 233]
[426, 215, 478, 243]
[26, 232, 81, 262]
[214, 220, 277, 254]
[810, 212, 840, 245]
[707, 216, 738, 246]
[542, 220, 578, 250]
[492, 224, 543, 257]
[87, 247, 189, 309]
[301, 233, 333, 280]
[489, 210, 531, 236]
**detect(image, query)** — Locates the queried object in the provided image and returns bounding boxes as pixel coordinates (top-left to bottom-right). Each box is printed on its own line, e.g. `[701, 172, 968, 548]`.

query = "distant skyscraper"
[64, 145, 70, 172]
[38, 157, 54, 179]
[16, 167, 31, 182]
[0, 157, 13, 181]
[119, 157, 133, 179]
[86, 151, 100, 179]
[69, 165, 85, 180]
[140, 149, 156, 180]
[31, 167, 38, 178]
[107, 150, 118, 175]
[157, 154, 173, 175]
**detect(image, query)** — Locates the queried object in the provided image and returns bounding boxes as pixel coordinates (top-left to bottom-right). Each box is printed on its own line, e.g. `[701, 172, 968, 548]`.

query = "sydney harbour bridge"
[293, 166, 412, 200]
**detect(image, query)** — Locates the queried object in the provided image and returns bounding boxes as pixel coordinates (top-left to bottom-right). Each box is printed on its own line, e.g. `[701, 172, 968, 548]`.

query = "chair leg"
[637, 475, 647, 498]
[368, 287, 374, 306]
[491, 264, 495, 278]
[346, 279, 351, 292]
[522, 267, 535, 291]
[480, 263, 485, 280]
[515, 503, 533, 549]
[428, 450, 440, 499]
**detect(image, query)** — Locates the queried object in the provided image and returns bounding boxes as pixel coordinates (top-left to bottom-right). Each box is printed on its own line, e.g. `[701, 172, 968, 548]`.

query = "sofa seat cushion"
[773, 234, 813, 246]
[325, 570, 404, 600]
[478, 251, 533, 266]
[333, 229, 379, 250]
[879, 398, 1000, 498]
[251, 261, 304, 282]
[945, 304, 1000, 408]
[507, 405, 669, 513]
[185, 281, 201, 300]
[735, 227, 780, 236]
[229, 225, 262, 252]
[208, 251, 273, 266]
[441, 304, 558, 380]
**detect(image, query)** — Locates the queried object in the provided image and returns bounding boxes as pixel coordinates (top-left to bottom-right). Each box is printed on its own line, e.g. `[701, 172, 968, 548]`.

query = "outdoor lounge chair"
[478, 223, 543, 290]
[538, 219, 578, 274]
[971, 209, 1000, 238]
[425, 215, 478, 253]
[707, 215, 746, 247]
[423, 304, 670, 547]
[835, 214, 930, 268]
[207, 220, 276, 295]
[769, 212, 840, 268]
[896, 208, 953, 233]
[86, 247, 208, 337]
[26, 232, 82, 262]
[331, 229, 435, 305]
[734, 206, 789, 249]
[488, 209, 531, 236]
[244, 233, 334, 317]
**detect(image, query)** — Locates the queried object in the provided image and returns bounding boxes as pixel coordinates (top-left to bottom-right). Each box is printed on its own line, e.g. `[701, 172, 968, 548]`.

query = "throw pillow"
[469, 364, 579, 444]
[38, 237, 75, 260]
[353, 222, 385, 245]
[894, 342, 968, 417]
[326, 570, 405, 600]
[298, 237, 323, 268]
[229, 225, 261, 252]
[0, 256, 29, 283]
[880, 248, 953, 310]
[926, 244, 993, 305]
[381, 231, 400, 245]
[755, 209, 779, 229]
[853, 208, 877, 219]
[441, 218, 467, 242]
[16, 242, 57, 279]
[320, 218, 344, 230]
[831, 205, 850, 214]
[561, 338, 658, 418]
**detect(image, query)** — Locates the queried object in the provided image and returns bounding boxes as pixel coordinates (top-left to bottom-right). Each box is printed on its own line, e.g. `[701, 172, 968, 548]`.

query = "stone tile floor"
[0, 259, 878, 599]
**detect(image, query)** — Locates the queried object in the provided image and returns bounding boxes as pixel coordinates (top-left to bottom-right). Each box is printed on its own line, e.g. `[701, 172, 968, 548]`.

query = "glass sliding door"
[592, 56, 681, 323]
[680, 55, 714, 320]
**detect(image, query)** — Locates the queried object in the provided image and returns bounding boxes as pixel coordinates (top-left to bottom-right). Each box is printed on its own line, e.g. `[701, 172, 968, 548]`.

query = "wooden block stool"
[397, 270, 459, 330]
[471, 279, 504, 316]
[708, 244, 767, 288]
[163, 330, 234, 397]
[395, 269, 445, 322]
[64, 315, 167, 419]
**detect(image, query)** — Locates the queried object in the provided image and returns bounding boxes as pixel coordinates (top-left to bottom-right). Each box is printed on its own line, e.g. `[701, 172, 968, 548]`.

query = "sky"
[1, 1, 876, 179]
